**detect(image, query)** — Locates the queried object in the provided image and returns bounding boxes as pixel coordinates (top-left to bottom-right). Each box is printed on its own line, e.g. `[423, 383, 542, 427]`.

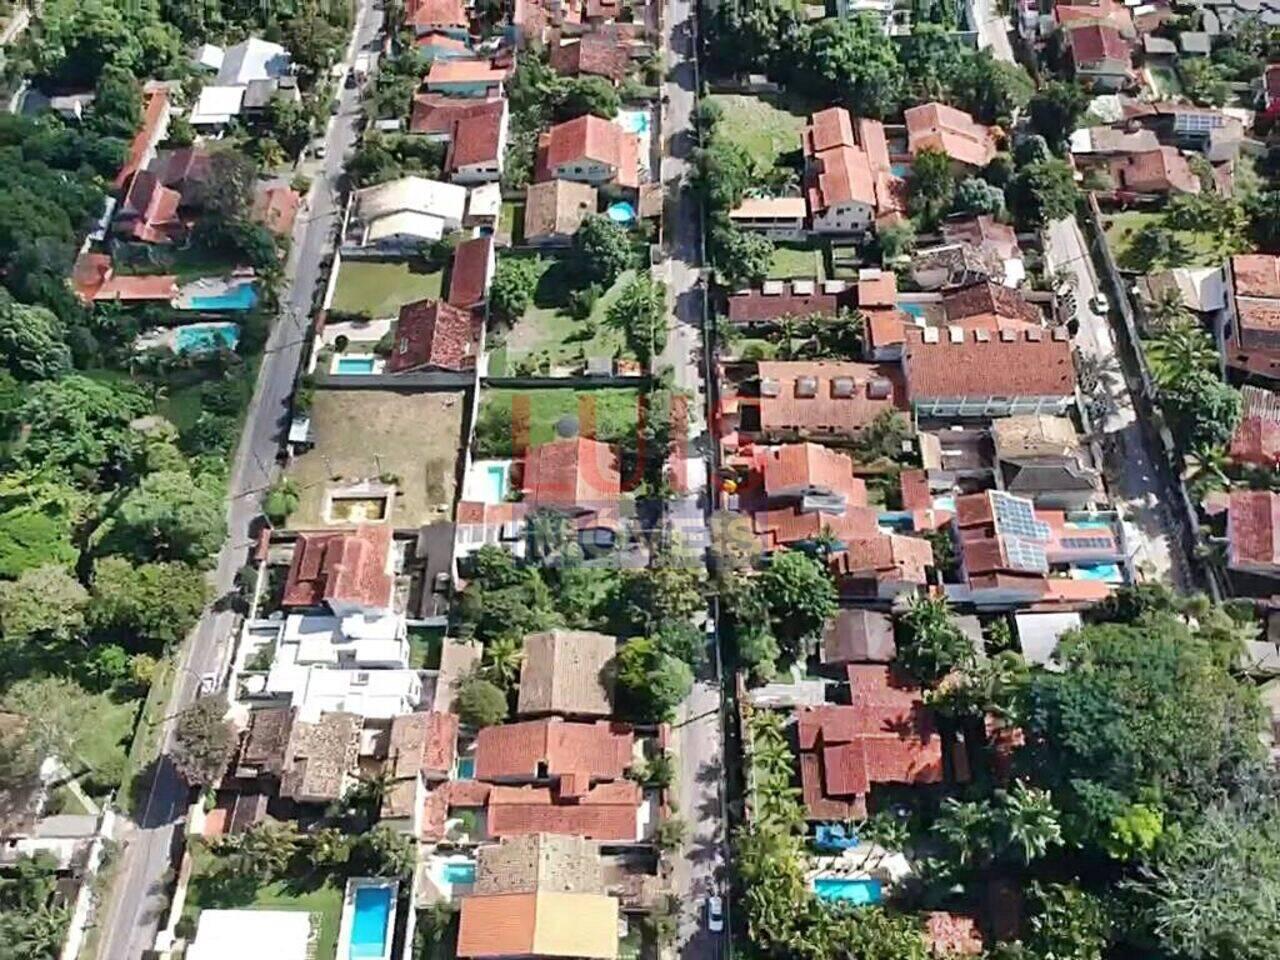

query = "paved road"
[1044, 216, 1182, 585]
[91, 4, 383, 957]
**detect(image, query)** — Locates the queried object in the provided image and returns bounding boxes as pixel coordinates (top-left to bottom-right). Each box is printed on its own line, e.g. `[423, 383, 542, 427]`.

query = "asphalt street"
[90, 3, 384, 956]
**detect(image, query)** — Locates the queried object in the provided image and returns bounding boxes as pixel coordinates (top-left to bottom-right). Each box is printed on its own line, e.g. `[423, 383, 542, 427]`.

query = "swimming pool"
[1073, 562, 1122, 583]
[607, 201, 637, 223]
[813, 877, 882, 904]
[350, 885, 393, 958]
[900, 303, 927, 319]
[443, 861, 476, 884]
[175, 322, 241, 355]
[482, 464, 507, 501]
[1066, 518, 1112, 530]
[336, 355, 377, 374]
[457, 757, 476, 779]
[891, 163, 911, 177]
[617, 109, 650, 135]
[186, 282, 259, 312]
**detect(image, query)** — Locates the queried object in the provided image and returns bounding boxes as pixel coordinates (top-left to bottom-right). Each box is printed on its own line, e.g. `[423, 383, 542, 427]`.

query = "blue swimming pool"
[350, 885, 393, 958]
[607, 201, 637, 223]
[479, 464, 507, 502]
[1067, 518, 1112, 530]
[891, 163, 911, 177]
[186, 282, 259, 312]
[457, 757, 476, 779]
[900, 302, 927, 319]
[1073, 562, 1122, 583]
[336, 355, 377, 374]
[617, 109, 650, 135]
[813, 877, 883, 904]
[175, 323, 240, 355]
[444, 861, 476, 884]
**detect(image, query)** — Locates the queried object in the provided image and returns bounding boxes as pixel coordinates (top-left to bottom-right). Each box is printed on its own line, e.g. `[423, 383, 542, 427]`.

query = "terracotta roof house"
[521, 437, 622, 518]
[821, 609, 896, 666]
[114, 170, 183, 244]
[536, 114, 640, 190]
[904, 102, 998, 170]
[457, 891, 620, 959]
[943, 281, 1041, 327]
[425, 57, 511, 98]
[802, 106, 904, 235]
[71, 253, 177, 304]
[149, 144, 215, 202]
[1227, 490, 1280, 576]
[388, 711, 459, 781]
[523, 179, 599, 246]
[797, 665, 959, 819]
[484, 780, 641, 840]
[385, 298, 482, 373]
[939, 216, 1025, 287]
[827, 535, 933, 600]
[474, 718, 634, 783]
[724, 279, 856, 326]
[435, 98, 508, 184]
[512, 0, 582, 45]
[404, 0, 469, 36]
[746, 360, 907, 441]
[1229, 385, 1280, 467]
[1108, 146, 1200, 195]
[281, 525, 395, 615]
[278, 711, 363, 804]
[448, 235, 496, 309]
[901, 327, 1075, 418]
[1052, 0, 1135, 37]
[549, 35, 631, 82]
[234, 706, 295, 781]
[114, 88, 172, 190]
[250, 183, 301, 236]
[1066, 23, 1133, 91]
[991, 415, 1103, 509]
[728, 196, 807, 241]
[1225, 254, 1280, 381]
[517, 630, 616, 719]
[475, 834, 604, 895]
[411, 95, 499, 137]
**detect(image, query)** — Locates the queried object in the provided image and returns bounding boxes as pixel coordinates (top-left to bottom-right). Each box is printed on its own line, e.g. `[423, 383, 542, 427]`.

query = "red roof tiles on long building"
[474, 718, 634, 782]
[486, 781, 640, 840]
[387, 298, 481, 373]
[281, 524, 394, 610]
[903, 328, 1074, 402]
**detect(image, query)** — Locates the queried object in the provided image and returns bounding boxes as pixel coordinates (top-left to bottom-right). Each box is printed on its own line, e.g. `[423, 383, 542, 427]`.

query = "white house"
[354, 176, 468, 248]
[216, 36, 292, 86]
[189, 85, 247, 128]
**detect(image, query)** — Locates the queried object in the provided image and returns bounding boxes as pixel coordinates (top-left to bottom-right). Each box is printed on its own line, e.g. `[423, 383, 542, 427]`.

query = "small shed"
[821, 609, 896, 666]
[1179, 31, 1211, 55]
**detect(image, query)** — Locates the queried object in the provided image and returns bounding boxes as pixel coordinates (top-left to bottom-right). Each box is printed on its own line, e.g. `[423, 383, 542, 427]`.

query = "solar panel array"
[1174, 112, 1220, 135]
[1001, 535, 1048, 573]
[991, 491, 1051, 541]
[1059, 536, 1113, 550]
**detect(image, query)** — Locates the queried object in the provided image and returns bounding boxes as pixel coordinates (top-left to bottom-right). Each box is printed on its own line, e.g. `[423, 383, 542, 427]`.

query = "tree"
[1144, 287, 1192, 332]
[1010, 157, 1077, 227]
[0, 564, 88, 648]
[710, 221, 775, 289]
[455, 674, 509, 727]
[853, 410, 913, 464]
[951, 49, 1034, 125]
[878, 220, 917, 262]
[88, 65, 142, 139]
[616, 636, 693, 722]
[897, 595, 975, 687]
[800, 15, 905, 119]
[1025, 882, 1109, 960]
[908, 147, 955, 226]
[480, 635, 524, 690]
[490, 256, 542, 323]
[1121, 222, 1194, 272]
[953, 177, 1005, 216]
[758, 550, 836, 661]
[1181, 57, 1231, 107]
[171, 696, 234, 787]
[356, 825, 416, 877]
[690, 134, 754, 213]
[1148, 319, 1218, 388]
[572, 215, 634, 286]
[1161, 371, 1242, 453]
[99, 471, 226, 565]
[264, 478, 300, 524]
[221, 820, 300, 879]
[0, 678, 125, 780]
[554, 76, 621, 120]
[654, 816, 688, 852]
[0, 297, 71, 381]
[605, 274, 668, 365]
[264, 97, 315, 158]
[1028, 80, 1088, 153]
[0, 472, 84, 579]
[1246, 190, 1280, 252]
[88, 556, 210, 649]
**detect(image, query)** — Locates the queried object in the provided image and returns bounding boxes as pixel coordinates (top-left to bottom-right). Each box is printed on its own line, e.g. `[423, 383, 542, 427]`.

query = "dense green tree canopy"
[616, 636, 693, 722]
[758, 549, 835, 661]
[799, 15, 905, 119]
[171, 695, 235, 786]
[99, 470, 227, 565]
[89, 556, 210, 649]
[573, 215, 634, 287]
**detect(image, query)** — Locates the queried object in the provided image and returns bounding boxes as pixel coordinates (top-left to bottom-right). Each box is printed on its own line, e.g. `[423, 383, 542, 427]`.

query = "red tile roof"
[281, 524, 394, 610]
[827, 535, 933, 590]
[549, 36, 631, 81]
[754, 360, 907, 437]
[1229, 386, 1280, 467]
[486, 781, 639, 840]
[1228, 490, 1280, 571]
[1233, 254, 1280, 299]
[522, 437, 622, 512]
[900, 468, 931, 511]
[858, 270, 897, 309]
[752, 508, 879, 552]
[428, 58, 510, 87]
[1109, 146, 1200, 195]
[1067, 22, 1132, 65]
[72, 253, 177, 304]
[903, 328, 1074, 402]
[940, 216, 1019, 262]
[725, 283, 854, 324]
[117, 170, 183, 244]
[474, 718, 634, 782]
[387, 298, 482, 373]
[448, 236, 493, 308]
[115, 89, 170, 190]
[445, 99, 507, 171]
[389, 711, 460, 779]
[410, 95, 502, 136]
[405, 0, 468, 28]
[904, 102, 998, 169]
[943, 281, 1041, 326]
[250, 183, 301, 236]
[802, 108, 902, 217]
[540, 115, 640, 189]
[1053, 0, 1135, 35]
[753, 442, 863, 498]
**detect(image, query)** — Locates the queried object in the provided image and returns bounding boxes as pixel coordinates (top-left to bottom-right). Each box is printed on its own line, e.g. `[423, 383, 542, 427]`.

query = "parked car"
[706, 895, 724, 933]
[1089, 292, 1110, 315]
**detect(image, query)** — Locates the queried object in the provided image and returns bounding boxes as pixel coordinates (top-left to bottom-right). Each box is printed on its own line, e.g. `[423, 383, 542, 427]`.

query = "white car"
[1089, 292, 1110, 314]
[706, 895, 724, 933]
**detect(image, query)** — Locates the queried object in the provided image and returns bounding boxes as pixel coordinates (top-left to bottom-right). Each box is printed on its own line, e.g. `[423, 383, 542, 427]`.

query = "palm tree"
[1074, 348, 1120, 397]
[995, 781, 1062, 864]
[233, 821, 300, 879]
[810, 525, 839, 563]
[1145, 287, 1191, 333]
[1147, 319, 1218, 389]
[481, 634, 524, 691]
[309, 826, 352, 873]
[1186, 445, 1232, 497]
[13, 903, 70, 958]
[935, 797, 995, 867]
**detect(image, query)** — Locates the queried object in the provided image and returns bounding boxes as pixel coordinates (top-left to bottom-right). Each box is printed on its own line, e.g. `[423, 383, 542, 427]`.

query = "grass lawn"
[331, 259, 444, 317]
[1101, 209, 1220, 270]
[769, 243, 825, 280]
[493, 256, 635, 374]
[118, 654, 177, 814]
[115, 243, 247, 283]
[1147, 64, 1182, 98]
[183, 849, 344, 960]
[408, 625, 445, 669]
[476, 387, 642, 456]
[500, 201, 525, 245]
[707, 93, 815, 168]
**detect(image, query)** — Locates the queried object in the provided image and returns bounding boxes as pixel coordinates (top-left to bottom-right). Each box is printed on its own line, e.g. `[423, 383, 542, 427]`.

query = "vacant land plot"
[1101, 209, 1220, 270]
[707, 93, 815, 168]
[330, 260, 444, 317]
[490, 256, 635, 374]
[285, 389, 465, 528]
[476, 387, 642, 456]
[769, 243, 825, 280]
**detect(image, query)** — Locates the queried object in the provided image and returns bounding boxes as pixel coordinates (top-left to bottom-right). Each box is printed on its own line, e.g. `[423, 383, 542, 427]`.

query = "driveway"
[90, 4, 384, 957]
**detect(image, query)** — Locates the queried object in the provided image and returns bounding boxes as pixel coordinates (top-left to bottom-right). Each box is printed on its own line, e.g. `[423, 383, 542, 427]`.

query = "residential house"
[1136, 265, 1226, 323]
[353, 176, 468, 248]
[584, 0, 624, 24]
[1227, 490, 1280, 579]
[801, 106, 904, 236]
[548, 35, 631, 83]
[1223, 253, 1280, 381]
[724, 279, 854, 327]
[189, 84, 248, 128]
[909, 244, 1002, 292]
[250, 183, 301, 237]
[512, 0, 582, 45]
[404, 0, 470, 38]
[523, 179, 599, 246]
[940, 216, 1025, 287]
[466, 181, 503, 228]
[943, 280, 1041, 328]
[234, 707, 364, 805]
[826, 535, 933, 600]
[1068, 125, 1160, 157]
[241, 75, 300, 116]
[187, 911, 312, 960]
[901, 327, 1075, 419]
[385, 298, 483, 373]
[425, 57, 511, 98]
[1108, 146, 1200, 196]
[448, 235, 496, 309]
[521, 436, 623, 527]
[820, 609, 896, 669]
[797, 665, 963, 819]
[417, 31, 474, 62]
[1065, 23, 1133, 90]
[421, 98, 509, 184]
[149, 144, 214, 207]
[114, 170, 183, 244]
[382, 710, 459, 834]
[114, 87, 172, 190]
[473, 717, 635, 784]
[457, 892, 619, 959]
[72, 253, 177, 304]
[1051, 0, 1135, 38]
[730, 360, 906, 442]
[516, 630, 617, 719]
[1122, 99, 1245, 163]
[484, 781, 647, 841]
[216, 37, 291, 85]
[1229, 385, 1280, 468]
[903, 102, 998, 171]
[281, 525, 395, 616]
[474, 834, 604, 894]
[990, 415, 1104, 509]
[728, 197, 808, 241]
[536, 114, 640, 190]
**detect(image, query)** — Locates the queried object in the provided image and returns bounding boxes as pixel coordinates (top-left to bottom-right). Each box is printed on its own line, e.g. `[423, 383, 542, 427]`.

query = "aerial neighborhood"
[2, 0, 1280, 958]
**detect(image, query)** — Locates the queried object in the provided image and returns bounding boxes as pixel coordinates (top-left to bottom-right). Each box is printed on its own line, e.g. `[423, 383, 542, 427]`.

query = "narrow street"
[90, 3, 384, 956]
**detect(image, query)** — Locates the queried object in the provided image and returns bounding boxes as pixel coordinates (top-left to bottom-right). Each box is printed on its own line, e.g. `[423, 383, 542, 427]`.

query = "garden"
[330, 259, 445, 317]
[704, 93, 815, 168]
[473, 387, 643, 457]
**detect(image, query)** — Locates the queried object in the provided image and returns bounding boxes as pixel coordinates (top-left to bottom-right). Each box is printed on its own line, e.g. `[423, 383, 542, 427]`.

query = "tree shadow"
[695, 758, 723, 787]
[194, 867, 259, 909]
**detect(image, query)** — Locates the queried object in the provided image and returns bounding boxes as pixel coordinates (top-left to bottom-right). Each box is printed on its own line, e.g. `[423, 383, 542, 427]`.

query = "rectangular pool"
[350, 885, 393, 958]
[175, 322, 241, 355]
[186, 282, 259, 312]
[812, 877, 883, 905]
[457, 757, 476, 779]
[443, 861, 476, 884]
[900, 303, 927, 319]
[336, 355, 377, 374]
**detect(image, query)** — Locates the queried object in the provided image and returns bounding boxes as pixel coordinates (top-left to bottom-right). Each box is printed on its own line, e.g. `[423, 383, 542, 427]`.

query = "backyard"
[475, 387, 643, 457]
[284, 389, 465, 528]
[182, 849, 343, 960]
[769, 243, 825, 280]
[1101, 209, 1221, 270]
[489, 256, 636, 375]
[707, 93, 815, 167]
[330, 259, 445, 317]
